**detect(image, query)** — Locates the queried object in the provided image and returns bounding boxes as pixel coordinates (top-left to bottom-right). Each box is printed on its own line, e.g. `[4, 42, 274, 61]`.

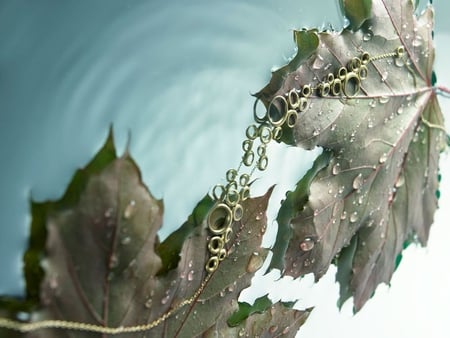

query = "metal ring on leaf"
[242, 139, 253, 152]
[257, 144, 266, 157]
[246, 124, 259, 140]
[348, 57, 361, 72]
[239, 173, 250, 187]
[338, 67, 347, 80]
[258, 125, 272, 144]
[208, 236, 225, 254]
[240, 186, 250, 201]
[327, 73, 335, 83]
[226, 188, 240, 206]
[267, 95, 288, 127]
[286, 110, 298, 128]
[205, 256, 219, 273]
[212, 184, 226, 201]
[257, 155, 269, 171]
[288, 89, 300, 109]
[233, 203, 244, 221]
[317, 82, 330, 96]
[358, 65, 368, 80]
[218, 249, 227, 261]
[253, 99, 267, 123]
[272, 126, 283, 141]
[208, 203, 233, 235]
[396, 46, 405, 58]
[243, 150, 255, 166]
[226, 169, 238, 183]
[343, 72, 361, 97]
[361, 52, 370, 65]
[301, 84, 312, 98]
[298, 97, 308, 112]
[224, 227, 233, 243]
[331, 79, 342, 95]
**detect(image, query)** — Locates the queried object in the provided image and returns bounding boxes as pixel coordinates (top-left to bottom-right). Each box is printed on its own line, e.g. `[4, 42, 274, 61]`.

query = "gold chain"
[0, 46, 405, 334]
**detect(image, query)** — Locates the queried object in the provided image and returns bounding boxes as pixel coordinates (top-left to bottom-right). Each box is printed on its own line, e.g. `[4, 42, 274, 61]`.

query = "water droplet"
[338, 185, 345, 194]
[145, 298, 152, 309]
[312, 55, 325, 69]
[188, 260, 193, 268]
[397, 106, 404, 115]
[121, 236, 131, 245]
[238, 328, 246, 337]
[255, 212, 263, 221]
[299, 237, 315, 252]
[363, 31, 373, 41]
[412, 36, 422, 47]
[352, 173, 364, 190]
[395, 57, 405, 67]
[350, 211, 359, 223]
[187, 270, 194, 281]
[269, 325, 278, 334]
[369, 99, 377, 108]
[379, 153, 388, 164]
[123, 200, 136, 219]
[104, 208, 114, 218]
[246, 252, 263, 273]
[379, 95, 389, 104]
[313, 209, 319, 216]
[332, 163, 341, 175]
[341, 211, 347, 220]
[381, 71, 389, 82]
[395, 173, 405, 187]
[109, 254, 119, 269]
[380, 232, 385, 239]
[161, 294, 170, 305]
[282, 326, 290, 334]
[330, 123, 337, 131]
[312, 129, 321, 136]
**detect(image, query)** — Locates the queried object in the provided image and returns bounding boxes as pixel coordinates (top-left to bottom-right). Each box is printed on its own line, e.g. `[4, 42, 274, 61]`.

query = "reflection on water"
[0, 1, 340, 295]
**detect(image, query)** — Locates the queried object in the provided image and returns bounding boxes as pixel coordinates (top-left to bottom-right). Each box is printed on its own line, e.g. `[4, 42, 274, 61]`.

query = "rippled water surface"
[0, 0, 341, 296]
[1, 1, 449, 337]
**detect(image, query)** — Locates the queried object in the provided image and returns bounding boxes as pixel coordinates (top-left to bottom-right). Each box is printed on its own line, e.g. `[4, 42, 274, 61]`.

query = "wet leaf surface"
[264, 0, 446, 310]
[0, 130, 308, 337]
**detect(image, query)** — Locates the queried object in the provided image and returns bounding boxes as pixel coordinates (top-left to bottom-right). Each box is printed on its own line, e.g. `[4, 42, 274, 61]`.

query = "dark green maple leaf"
[0, 129, 309, 337]
[262, 0, 446, 311]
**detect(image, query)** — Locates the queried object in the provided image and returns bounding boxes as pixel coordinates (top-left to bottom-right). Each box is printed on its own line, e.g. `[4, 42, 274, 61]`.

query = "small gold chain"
[0, 46, 406, 334]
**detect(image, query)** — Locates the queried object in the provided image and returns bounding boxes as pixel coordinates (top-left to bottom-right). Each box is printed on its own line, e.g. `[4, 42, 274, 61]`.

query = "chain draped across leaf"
[0, 131, 309, 337]
[260, 0, 446, 310]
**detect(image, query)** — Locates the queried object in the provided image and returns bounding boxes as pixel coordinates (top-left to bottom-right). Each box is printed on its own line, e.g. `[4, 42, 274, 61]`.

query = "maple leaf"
[262, 0, 447, 310]
[0, 129, 309, 337]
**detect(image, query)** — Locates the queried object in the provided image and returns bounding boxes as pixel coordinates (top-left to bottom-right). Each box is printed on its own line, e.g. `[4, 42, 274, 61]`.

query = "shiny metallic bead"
[207, 203, 233, 235]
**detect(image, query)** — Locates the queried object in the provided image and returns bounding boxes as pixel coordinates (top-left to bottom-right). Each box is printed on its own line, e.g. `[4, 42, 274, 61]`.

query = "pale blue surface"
[0, 1, 449, 337]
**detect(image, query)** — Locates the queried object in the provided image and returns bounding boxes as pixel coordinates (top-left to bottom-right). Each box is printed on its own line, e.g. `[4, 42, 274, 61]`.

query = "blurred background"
[0, 0, 448, 337]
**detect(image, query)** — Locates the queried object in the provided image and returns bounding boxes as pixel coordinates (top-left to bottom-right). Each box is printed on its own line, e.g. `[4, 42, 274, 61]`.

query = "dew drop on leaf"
[379, 95, 389, 104]
[397, 105, 404, 115]
[246, 252, 264, 273]
[269, 325, 278, 334]
[144, 298, 152, 309]
[121, 236, 131, 245]
[332, 163, 341, 175]
[379, 153, 388, 164]
[187, 270, 195, 281]
[299, 237, 315, 252]
[352, 173, 364, 190]
[161, 294, 170, 305]
[395, 173, 405, 187]
[123, 200, 136, 219]
[341, 211, 347, 220]
[350, 211, 359, 223]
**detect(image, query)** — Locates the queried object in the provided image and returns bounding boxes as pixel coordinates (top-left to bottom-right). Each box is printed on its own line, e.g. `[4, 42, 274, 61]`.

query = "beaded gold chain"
[204, 45, 406, 273]
[0, 46, 407, 334]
